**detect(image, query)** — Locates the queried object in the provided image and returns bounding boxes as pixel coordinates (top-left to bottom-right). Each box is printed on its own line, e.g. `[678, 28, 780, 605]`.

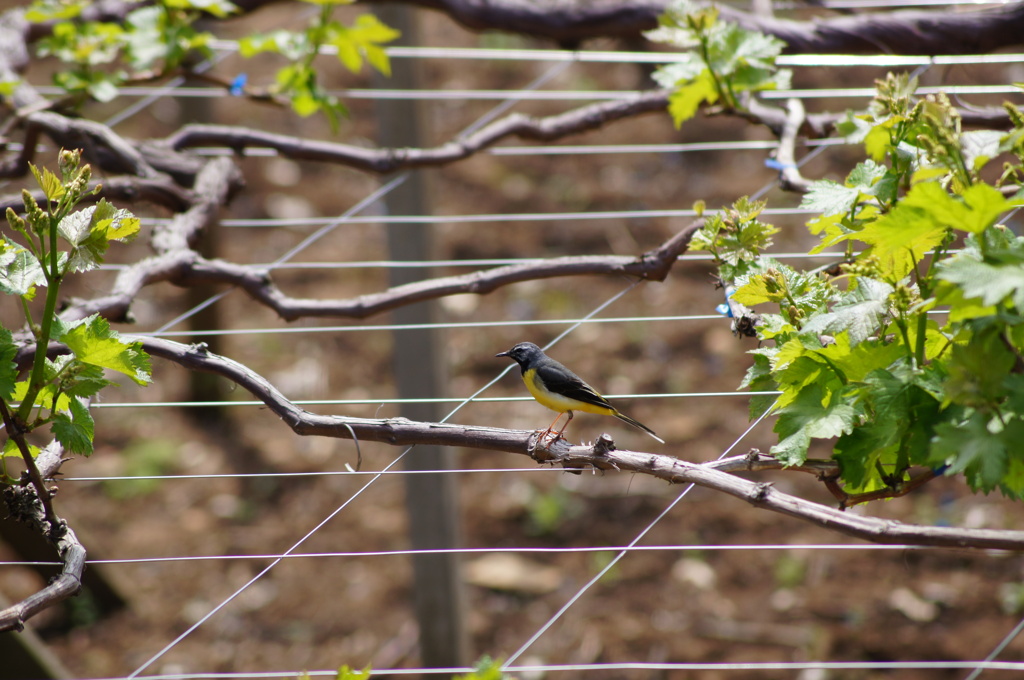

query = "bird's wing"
[535, 362, 613, 409]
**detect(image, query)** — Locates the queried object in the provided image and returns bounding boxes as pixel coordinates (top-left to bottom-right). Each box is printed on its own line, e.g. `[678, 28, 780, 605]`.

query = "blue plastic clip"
[229, 73, 248, 97]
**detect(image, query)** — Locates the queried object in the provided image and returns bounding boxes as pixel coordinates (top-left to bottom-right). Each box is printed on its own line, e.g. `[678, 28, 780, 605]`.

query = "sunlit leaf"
[58, 315, 152, 385]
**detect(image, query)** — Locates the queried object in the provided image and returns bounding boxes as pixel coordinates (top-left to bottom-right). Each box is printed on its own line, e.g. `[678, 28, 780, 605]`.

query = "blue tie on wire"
[230, 74, 248, 96]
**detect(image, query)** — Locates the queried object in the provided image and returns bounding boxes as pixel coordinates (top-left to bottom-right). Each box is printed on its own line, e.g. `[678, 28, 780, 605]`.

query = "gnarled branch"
[136, 335, 1024, 551]
[343, 0, 1024, 54]
[62, 205, 701, 323]
[164, 90, 671, 172]
[0, 441, 86, 633]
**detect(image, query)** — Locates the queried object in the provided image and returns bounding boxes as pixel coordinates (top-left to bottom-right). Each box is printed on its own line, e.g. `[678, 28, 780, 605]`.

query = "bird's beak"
[495, 350, 509, 358]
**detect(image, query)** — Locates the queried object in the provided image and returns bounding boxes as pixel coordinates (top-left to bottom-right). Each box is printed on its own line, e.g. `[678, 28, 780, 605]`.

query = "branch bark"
[62, 216, 702, 323]
[136, 335, 1024, 551]
[0, 441, 86, 633]
[164, 90, 671, 172]
[344, 0, 1024, 54]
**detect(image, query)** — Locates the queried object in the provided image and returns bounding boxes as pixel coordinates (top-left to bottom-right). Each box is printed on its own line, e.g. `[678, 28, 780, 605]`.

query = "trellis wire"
[124, 58, 653, 676]
[204, 38, 1024, 66]
[149, 173, 407, 334]
[89, 392, 781, 409]
[63, 659, 1024, 679]
[95, 250, 848, 271]
[157, 206, 813, 228]
[141, 315, 729, 338]
[1, 544, 949, 569]
[32, 82, 1024, 102]
[130, 75, 869, 676]
[125, 440, 417, 679]
[9, 14, 1020, 677]
[124, 275, 642, 676]
[502, 400, 777, 669]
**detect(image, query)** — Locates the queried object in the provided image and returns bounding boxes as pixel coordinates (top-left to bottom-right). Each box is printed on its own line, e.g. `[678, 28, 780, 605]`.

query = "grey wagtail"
[497, 341, 664, 444]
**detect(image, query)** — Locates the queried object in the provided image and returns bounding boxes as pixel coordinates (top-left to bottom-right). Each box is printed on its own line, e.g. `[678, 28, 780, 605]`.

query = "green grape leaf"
[124, 6, 170, 70]
[650, 58, 705, 90]
[88, 77, 120, 103]
[863, 119, 899, 162]
[931, 411, 1015, 494]
[834, 431, 897, 492]
[773, 355, 835, 410]
[1000, 455, 1024, 499]
[714, 22, 785, 73]
[30, 164, 65, 201]
[771, 428, 813, 467]
[935, 281, 998, 322]
[961, 130, 1004, 173]
[3, 437, 39, 461]
[58, 200, 139, 272]
[931, 182, 1017, 235]
[801, 278, 893, 346]
[0, 242, 45, 298]
[938, 254, 1024, 311]
[846, 159, 886, 190]
[800, 180, 859, 217]
[815, 333, 905, 385]
[58, 315, 152, 385]
[851, 161, 898, 205]
[853, 182, 953, 280]
[50, 396, 94, 455]
[835, 364, 942, 491]
[806, 212, 850, 253]
[94, 199, 141, 242]
[732, 273, 785, 306]
[942, 326, 1015, 408]
[770, 384, 857, 466]
[328, 14, 400, 76]
[667, 71, 718, 127]
[455, 656, 506, 680]
[905, 316, 950, 363]
[739, 351, 779, 419]
[291, 90, 321, 117]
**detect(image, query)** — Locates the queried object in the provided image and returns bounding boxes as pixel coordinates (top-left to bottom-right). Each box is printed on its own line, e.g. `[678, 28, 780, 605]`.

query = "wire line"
[502, 398, 778, 667]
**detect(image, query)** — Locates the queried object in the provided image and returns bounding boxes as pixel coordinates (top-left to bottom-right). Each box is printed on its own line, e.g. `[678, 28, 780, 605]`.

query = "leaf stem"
[894, 316, 915, 365]
[16, 209, 63, 425]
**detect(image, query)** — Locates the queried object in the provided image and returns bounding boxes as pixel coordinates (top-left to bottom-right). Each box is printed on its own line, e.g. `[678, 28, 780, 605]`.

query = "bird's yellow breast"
[522, 368, 615, 416]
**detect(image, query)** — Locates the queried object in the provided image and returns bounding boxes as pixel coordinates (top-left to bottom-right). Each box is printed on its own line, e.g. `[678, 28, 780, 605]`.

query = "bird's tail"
[614, 411, 665, 444]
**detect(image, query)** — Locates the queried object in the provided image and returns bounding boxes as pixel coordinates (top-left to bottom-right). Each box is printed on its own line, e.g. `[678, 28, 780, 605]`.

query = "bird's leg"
[540, 412, 564, 440]
[550, 411, 573, 441]
[539, 411, 571, 444]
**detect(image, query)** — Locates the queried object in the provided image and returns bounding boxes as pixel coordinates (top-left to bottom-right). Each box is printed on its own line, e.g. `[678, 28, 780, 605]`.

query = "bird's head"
[496, 341, 543, 367]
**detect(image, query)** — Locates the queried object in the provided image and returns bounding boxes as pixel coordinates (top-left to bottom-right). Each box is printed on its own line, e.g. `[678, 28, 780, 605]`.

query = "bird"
[496, 341, 664, 444]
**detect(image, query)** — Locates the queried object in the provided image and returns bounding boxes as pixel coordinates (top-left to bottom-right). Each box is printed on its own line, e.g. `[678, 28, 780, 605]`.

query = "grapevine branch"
[164, 90, 671, 171]
[130, 335, 1024, 551]
[0, 440, 85, 633]
[347, 0, 1024, 53]
[770, 97, 812, 194]
[59, 211, 703, 323]
[10, 0, 1024, 55]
